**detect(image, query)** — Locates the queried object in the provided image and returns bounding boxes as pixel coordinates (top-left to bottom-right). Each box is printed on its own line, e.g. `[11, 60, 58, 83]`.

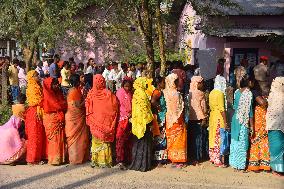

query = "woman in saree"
[25, 70, 46, 164]
[85, 74, 118, 168]
[164, 73, 187, 168]
[65, 74, 89, 164]
[229, 75, 254, 171]
[0, 96, 26, 165]
[266, 77, 284, 176]
[129, 77, 154, 172]
[188, 76, 208, 164]
[151, 76, 167, 167]
[209, 75, 229, 167]
[43, 77, 67, 165]
[115, 77, 133, 170]
[248, 81, 270, 172]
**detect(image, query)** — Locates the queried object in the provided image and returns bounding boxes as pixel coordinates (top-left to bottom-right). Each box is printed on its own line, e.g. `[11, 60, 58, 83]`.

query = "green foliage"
[127, 46, 186, 64]
[0, 0, 94, 48]
[0, 104, 12, 125]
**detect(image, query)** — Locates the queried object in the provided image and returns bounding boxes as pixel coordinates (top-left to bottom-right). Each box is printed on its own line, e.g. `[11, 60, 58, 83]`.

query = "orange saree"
[166, 116, 187, 163]
[65, 88, 89, 164]
[43, 78, 67, 165]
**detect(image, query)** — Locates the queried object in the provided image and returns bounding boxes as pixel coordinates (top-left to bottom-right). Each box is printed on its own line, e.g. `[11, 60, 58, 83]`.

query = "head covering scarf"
[26, 70, 43, 106]
[214, 75, 227, 109]
[116, 78, 133, 121]
[164, 73, 184, 128]
[266, 77, 284, 133]
[85, 74, 118, 142]
[131, 77, 153, 139]
[145, 78, 155, 100]
[189, 76, 207, 120]
[236, 88, 253, 127]
[43, 77, 67, 113]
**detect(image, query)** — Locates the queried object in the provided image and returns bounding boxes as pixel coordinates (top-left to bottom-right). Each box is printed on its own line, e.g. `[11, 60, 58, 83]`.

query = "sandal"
[176, 164, 186, 169]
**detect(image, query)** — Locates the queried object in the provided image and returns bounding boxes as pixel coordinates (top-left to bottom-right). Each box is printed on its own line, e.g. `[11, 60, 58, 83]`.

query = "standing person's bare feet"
[272, 171, 284, 178]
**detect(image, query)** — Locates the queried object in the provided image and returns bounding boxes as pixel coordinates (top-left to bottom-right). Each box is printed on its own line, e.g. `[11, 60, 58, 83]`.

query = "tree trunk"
[137, 0, 155, 78]
[1, 63, 8, 105]
[23, 42, 37, 71]
[155, 0, 166, 77]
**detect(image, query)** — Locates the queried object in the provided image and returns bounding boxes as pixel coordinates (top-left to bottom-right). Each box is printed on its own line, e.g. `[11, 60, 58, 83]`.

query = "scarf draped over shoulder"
[164, 73, 184, 128]
[85, 74, 118, 142]
[131, 77, 153, 139]
[266, 77, 284, 133]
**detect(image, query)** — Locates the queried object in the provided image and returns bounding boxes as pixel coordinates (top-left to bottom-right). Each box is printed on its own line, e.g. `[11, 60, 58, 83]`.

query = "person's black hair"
[69, 74, 80, 87]
[17, 94, 26, 104]
[63, 61, 70, 67]
[121, 63, 128, 70]
[12, 58, 19, 65]
[48, 59, 54, 64]
[69, 57, 75, 62]
[19, 61, 26, 68]
[240, 74, 255, 88]
[122, 79, 133, 88]
[78, 62, 84, 69]
[54, 54, 60, 59]
[84, 73, 93, 88]
[154, 76, 165, 87]
[112, 62, 118, 66]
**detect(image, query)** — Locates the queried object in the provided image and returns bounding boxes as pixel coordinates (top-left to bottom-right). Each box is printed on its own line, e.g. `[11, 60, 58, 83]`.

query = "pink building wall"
[177, 3, 284, 79]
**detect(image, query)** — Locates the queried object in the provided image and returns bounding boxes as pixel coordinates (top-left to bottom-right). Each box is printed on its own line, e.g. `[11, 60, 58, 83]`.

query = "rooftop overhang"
[209, 28, 284, 38]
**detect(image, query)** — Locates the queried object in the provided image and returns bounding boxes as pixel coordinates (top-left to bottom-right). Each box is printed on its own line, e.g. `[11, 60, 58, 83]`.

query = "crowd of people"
[0, 54, 283, 178]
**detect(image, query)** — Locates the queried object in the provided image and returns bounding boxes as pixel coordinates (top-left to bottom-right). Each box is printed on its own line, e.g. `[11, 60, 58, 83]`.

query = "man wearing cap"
[254, 56, 270, 96]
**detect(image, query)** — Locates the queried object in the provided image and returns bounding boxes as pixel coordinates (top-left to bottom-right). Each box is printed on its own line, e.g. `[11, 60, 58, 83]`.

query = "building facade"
[177, 0, 284, 80]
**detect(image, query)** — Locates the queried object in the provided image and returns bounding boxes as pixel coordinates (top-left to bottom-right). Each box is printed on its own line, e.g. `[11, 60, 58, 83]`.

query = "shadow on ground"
[1, 164, 121, 189]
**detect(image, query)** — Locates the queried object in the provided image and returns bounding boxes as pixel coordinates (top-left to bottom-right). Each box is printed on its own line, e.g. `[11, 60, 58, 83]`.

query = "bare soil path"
[0, 162, 283, 189]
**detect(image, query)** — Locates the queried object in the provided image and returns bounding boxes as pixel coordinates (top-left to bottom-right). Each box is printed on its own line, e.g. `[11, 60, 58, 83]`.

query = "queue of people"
[0, 55, 283, 178]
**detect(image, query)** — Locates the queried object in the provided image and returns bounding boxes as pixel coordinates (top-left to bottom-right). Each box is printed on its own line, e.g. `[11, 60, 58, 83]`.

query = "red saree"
[43, 78, 67, 165]
[25, 106, 47, 163]
[65, 88, 90, 164]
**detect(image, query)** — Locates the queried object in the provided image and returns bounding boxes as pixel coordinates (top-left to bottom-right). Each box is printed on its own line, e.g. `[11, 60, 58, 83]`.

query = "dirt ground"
[0, 161, 283, 189]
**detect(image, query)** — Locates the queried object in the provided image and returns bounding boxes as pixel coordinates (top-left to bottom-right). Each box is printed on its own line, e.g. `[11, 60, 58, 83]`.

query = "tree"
[0, 0, 94, 70]
[156, 0, 166, 76]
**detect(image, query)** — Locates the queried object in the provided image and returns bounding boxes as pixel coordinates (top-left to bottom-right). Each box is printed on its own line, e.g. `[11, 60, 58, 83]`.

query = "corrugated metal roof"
[220, 0, 284, 15]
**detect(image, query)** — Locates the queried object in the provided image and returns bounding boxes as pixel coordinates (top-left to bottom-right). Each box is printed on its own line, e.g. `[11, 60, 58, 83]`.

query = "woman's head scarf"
[43, 77, 67, 113]
[188, 76, 207, 120]
[266, 77, 284, 133]
[85, 74, 118, 142]
[26, 70, 43, 106]
[214, 75, 227, 109]
[131, 77, 153, 139]
[164, 73, 184, 128]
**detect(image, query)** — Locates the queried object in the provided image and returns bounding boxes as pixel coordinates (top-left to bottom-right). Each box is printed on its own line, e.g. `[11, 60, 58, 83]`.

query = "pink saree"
[0, 116, 26, 164]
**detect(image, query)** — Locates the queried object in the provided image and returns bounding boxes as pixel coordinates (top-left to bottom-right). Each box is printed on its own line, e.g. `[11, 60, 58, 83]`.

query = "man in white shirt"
[115, 63, 128, 89]
[135, 63, 143, 78]
[102, 64, 111, 89]
[127, 63, 136, 80]
[108, 62, 128, 92]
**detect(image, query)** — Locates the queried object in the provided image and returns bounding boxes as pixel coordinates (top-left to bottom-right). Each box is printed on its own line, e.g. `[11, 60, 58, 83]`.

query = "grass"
[0, 103, 12, 125]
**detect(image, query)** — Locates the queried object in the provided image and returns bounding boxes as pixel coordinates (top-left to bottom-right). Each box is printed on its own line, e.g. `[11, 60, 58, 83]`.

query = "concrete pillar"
[6, 40, 10, 57]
